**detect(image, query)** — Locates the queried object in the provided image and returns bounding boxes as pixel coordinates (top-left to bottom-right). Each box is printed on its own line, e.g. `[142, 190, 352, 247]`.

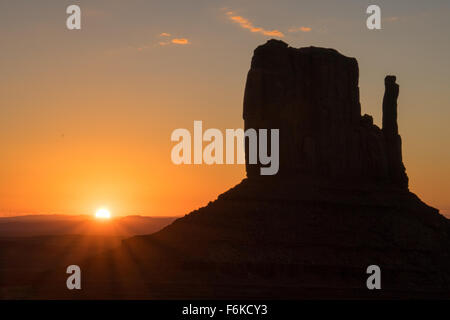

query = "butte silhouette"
[46, 40, 450, 299]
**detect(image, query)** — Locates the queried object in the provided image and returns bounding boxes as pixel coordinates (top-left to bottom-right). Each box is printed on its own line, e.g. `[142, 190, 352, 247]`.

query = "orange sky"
[1, 0, 449, 217]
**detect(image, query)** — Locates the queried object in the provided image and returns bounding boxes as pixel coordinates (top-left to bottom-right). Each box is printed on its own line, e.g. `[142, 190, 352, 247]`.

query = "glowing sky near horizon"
[0, 0, 450, 217]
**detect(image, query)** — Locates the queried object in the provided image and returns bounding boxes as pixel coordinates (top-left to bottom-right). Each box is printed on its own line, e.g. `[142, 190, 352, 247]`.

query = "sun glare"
[95, 208, 111, 219]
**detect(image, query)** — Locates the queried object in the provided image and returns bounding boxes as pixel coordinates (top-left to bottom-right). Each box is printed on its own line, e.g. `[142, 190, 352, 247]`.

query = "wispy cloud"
[156, 33, 190, 46]
[288, 26, 312, 33]
[171, 38, 190, 45]
[385, 16, 399, 22]
[226, 11, 284, 38]
[137, 45, 151, 51]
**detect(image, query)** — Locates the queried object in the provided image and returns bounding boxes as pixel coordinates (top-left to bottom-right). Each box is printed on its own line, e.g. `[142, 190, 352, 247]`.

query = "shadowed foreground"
[37, 175, 450, 299]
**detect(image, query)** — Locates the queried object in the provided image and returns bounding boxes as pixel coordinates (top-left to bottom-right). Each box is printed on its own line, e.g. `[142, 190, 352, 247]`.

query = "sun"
[95, 208, 111, 220]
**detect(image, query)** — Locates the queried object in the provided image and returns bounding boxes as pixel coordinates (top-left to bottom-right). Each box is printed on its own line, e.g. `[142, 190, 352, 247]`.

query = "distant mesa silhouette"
[42, 40, 450, 299]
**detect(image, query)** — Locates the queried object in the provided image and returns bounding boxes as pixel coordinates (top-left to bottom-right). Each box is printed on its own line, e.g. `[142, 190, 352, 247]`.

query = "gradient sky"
[1, 0, 449, 217]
